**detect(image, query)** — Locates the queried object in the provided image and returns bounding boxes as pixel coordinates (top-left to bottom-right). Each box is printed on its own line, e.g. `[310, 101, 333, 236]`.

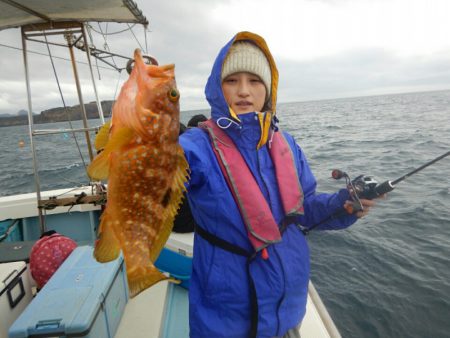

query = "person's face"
[222, 72, 267, 115]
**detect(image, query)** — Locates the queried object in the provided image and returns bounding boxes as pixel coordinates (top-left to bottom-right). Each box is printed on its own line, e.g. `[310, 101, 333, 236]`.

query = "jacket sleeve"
[290, 137, 357, 230]
[179, 129, 209, 189]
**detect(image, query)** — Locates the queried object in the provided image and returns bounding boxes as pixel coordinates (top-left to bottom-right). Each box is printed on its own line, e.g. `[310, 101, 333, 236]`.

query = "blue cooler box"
[155, 233, 193, 289]
[9, 246, 128, 338]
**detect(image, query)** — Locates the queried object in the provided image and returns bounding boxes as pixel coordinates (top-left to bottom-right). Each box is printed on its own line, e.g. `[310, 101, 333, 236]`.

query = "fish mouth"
[158, 63, 175, 71]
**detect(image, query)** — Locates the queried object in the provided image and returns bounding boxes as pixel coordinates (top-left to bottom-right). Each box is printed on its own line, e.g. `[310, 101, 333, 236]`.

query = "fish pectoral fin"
[148, 147, 190, 262]
[87, 150, 110, 180]
[87, 127, 134, 180]
[127, 265, 172, 298]
[94, 121, 112, 152]
[94, 221, 121, 262]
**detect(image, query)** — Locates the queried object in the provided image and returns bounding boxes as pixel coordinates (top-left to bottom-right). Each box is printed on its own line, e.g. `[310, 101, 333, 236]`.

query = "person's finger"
[360, 198, 376, 207]
[346, 199, 375, 218]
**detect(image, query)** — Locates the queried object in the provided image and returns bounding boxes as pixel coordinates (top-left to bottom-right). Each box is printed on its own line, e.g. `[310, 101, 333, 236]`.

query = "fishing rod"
[332, 150, 450, 213]
[302, 150, 450, 233]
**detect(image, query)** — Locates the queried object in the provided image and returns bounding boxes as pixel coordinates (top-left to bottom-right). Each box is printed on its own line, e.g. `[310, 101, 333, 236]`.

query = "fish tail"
[94, 216, 121, 262]
[127, 264, 180, 298]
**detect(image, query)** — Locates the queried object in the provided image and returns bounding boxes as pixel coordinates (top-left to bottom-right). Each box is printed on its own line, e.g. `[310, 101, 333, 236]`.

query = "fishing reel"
[331, 169, 392, 214]
[348, 174, 380, 200]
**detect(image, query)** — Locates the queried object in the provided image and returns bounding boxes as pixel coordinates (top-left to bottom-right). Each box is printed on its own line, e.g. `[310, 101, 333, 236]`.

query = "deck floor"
[115, 281, 336, 338]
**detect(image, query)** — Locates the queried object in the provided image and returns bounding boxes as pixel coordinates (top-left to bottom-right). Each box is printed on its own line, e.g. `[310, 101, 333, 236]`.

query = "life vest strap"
[195, 223, 293, 338]
[195, 224, 253, 257]
[195, 224, 258, 338]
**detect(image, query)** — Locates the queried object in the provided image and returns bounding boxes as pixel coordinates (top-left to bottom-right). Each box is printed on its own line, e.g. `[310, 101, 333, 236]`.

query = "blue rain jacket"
[179, 32, 357, 338]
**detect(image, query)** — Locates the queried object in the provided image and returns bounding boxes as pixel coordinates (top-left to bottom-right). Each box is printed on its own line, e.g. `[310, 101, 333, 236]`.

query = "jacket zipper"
[274, 248, 287, 336]
[256, 149, 273, 209]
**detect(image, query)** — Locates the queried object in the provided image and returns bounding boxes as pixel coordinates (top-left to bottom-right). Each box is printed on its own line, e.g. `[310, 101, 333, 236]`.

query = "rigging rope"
[85, 25, 102, 80]
[91, 23, 119, 69]
[0, 43, 114, 71]
[127, 23, 144, 51]
[87, 23, 137, 36]
[53, 186, 88, 198]
[89, 22, 124, 115]
[43, 33, 88, 174]
[85, 21, 149, 115]
[0, 219, 19, 243]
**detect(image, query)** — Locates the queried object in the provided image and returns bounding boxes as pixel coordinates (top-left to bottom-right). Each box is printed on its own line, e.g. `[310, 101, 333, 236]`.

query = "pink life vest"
[201, 119, 304, 252]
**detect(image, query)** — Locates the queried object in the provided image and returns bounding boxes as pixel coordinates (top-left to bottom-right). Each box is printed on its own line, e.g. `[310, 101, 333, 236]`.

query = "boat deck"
[1, 191, 341, 338]
[116, 281, 340, 338]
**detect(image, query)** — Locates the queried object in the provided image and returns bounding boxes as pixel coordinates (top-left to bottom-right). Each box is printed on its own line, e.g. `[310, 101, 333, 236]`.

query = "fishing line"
[144, 26, 149, 54]
[109, 70, 124, 119]
[113, 70, 123, 101]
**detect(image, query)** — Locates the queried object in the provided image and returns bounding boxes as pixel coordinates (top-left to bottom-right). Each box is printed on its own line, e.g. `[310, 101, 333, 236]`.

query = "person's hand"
[344, 195, 386, 218]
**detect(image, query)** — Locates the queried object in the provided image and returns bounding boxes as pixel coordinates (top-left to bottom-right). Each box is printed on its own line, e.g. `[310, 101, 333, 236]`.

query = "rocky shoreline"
[0, 101, 114, 127]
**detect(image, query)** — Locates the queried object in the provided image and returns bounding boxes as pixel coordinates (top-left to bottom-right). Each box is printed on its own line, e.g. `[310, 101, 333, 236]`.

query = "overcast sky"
[1, 0, 450, 115]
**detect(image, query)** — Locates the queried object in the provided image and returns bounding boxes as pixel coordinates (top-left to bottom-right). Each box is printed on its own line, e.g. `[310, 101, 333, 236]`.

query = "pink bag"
[30, 232, 77, 289]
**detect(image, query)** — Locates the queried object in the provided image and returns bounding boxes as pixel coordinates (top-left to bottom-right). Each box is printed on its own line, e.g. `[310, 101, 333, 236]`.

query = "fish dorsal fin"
[94, 121, 112, 152]
[87, 127, 134, 180]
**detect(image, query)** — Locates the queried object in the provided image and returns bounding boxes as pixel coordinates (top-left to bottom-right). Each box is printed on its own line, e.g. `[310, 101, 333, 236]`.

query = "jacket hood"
[205, 31, 279, 149]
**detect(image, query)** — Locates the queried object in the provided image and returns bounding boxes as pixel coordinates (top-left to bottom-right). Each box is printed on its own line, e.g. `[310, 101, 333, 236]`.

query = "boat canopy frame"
[0, 0, 148, 31]
[0, 0, 150, 234]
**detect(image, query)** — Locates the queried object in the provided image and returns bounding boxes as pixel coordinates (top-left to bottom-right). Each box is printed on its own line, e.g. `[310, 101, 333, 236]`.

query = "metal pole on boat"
[66, 35, 95, 162]
[21, 27, 46, 233]
[81, 24, 105, 125]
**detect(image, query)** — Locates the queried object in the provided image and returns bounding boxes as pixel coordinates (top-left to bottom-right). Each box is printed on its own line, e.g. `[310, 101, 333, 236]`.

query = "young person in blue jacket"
[179, 31, 378, 338]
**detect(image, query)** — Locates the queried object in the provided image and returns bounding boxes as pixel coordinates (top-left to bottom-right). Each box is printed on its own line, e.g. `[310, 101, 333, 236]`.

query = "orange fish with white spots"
[87, 49, 189, 297]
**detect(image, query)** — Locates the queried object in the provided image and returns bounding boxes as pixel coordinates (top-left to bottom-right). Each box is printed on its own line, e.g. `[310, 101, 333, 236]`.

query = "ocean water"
[1, 90, 449, 337]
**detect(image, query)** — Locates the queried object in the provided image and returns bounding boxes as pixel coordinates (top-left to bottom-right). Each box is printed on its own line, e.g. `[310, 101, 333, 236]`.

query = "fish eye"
[168, 88, 180, 102]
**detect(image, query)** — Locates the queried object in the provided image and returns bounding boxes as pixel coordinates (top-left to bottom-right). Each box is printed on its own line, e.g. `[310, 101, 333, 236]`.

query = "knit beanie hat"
[221, 41, 271, 98]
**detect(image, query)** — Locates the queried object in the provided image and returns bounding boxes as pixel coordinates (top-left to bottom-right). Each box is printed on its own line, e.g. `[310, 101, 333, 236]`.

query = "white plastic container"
[0, 261, 33, 338]
[8, 246, 128, 338]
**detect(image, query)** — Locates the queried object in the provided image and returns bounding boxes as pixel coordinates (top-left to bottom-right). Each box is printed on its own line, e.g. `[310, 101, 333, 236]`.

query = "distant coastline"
[0, 101, 114, 127]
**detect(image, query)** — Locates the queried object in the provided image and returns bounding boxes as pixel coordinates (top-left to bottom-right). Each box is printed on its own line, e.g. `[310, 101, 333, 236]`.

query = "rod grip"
[374, 180, 395, 196]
